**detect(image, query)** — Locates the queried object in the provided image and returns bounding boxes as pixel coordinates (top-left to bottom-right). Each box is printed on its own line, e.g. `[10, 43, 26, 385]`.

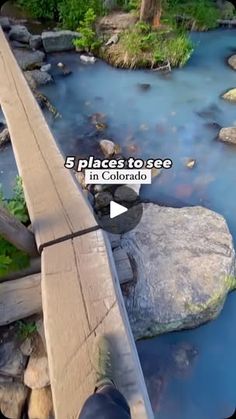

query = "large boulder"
[9, 25, 31, 44]
[29, 35, 42, 50]
[228, 54, 236, 70]
[222, 88, 236, 101]
[41, 30, 80, 52]
[13, 48, 45, 71]
[219, 127, 236, 144]
[121, 204, 236, 339]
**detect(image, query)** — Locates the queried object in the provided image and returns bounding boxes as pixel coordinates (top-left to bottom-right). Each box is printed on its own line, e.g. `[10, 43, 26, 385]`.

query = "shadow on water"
[1, 27, 236, 419]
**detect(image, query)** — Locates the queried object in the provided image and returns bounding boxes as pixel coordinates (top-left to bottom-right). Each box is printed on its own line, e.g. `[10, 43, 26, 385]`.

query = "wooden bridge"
[0, 28, 154, 419]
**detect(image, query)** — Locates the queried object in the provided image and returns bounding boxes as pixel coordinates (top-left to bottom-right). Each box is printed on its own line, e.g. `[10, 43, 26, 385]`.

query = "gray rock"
[13, 49, 45, 71]
[0, 341, 27, 377]
[24, 70, 53, 89]
[114, 186, 137, 203]
[0, 382, 28, 419]
[42, 30, 80, 52]
[95, 191, 113, 209]
[29, 35, 42, 50]
[0, 128, 10, 148]
[0, 17, 11, 31]
[40, 63, 52, 72]
[80, 54, 96, 64]
[20, 338, 34, 357]
[24, 334, 50, 389]
[121, 204, 236, 339]
[9, 25, 31, 44]
[219, 127, 236, 144]
[11, 40, 29, 49]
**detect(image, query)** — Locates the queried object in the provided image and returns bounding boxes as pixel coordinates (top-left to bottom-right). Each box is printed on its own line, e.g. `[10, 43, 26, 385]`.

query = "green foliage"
[73, 8, 102, 52]
[0, 177, 30, 277]
[18, 0, 58, 20]
[118, 22, 193, 68]
[18, 0, 104, 29]
[58, 0, 104, 29]
[165, 0, 220, 30]
[17, 320, 37, 340]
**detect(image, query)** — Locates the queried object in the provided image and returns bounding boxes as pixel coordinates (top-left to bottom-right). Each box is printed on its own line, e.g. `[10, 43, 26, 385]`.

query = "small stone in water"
[100, 139, 120, 157]
[186, 159, 196, 169]
[139, 124, 149, 131]
[57, 62, 64, 68]
[137, 83, 151, 92]
[40, 63, 51, 72]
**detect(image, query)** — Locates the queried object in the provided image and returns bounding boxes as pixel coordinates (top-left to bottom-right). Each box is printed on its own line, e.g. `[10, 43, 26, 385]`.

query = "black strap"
[39, 225, 101, 253]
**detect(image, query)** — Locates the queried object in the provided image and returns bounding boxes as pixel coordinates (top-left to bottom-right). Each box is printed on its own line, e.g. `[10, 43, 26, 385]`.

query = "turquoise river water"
[0, 29, 236, 419]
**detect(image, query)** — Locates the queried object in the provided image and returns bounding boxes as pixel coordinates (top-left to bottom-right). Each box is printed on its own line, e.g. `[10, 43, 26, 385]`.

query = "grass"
[102, 22, 194, 69]
[17, 320, 37, 340]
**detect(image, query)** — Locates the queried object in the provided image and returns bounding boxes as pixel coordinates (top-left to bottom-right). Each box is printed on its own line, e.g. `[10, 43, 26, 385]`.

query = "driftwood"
[0, 205, 38, 256]
[0, 273, 42, 325]
[152, 60, 171, 72]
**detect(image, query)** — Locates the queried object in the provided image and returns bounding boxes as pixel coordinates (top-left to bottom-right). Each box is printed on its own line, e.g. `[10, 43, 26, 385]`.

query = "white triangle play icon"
[110, 201, 128, 219]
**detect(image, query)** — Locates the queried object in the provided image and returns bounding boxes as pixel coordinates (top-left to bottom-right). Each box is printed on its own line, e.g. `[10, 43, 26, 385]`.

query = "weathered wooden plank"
[0, 205, 38, 256]
[0, 28, 96, 250]
[42, 231, 154, 419]
[0, 273, 42, 325]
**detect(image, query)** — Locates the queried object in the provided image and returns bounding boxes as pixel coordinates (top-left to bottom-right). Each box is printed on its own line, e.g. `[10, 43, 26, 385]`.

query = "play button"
[94, 185, 143, 234]
[110, 201, 128, 219]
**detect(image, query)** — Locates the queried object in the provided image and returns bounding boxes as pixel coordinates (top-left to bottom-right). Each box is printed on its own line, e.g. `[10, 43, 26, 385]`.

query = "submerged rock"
[0, 128, 10, 148]
[100, 139, 120, 157]
[13, 49, 45, 71]
[9, 25, 31, 44]
[137, 83, 151, 92]
[219, 127, 236, 144]
[222, 88, 236, 102]
[24, 70, 53, 89]
[80, 54, 96, 64]
[121, 204, 236, 339]
[42, 30, 80, 52]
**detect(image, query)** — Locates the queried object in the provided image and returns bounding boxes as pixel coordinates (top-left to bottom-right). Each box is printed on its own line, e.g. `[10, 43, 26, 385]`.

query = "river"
[0, 28, 236, 419]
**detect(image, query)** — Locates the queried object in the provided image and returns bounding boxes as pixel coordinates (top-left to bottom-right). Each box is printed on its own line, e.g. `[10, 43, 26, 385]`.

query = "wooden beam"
[0, 28, 96, 251]
[42, 232, 153, 419]
[0, 273, 42, 325]
[0, 28, 154, 419]
[0, 205, 38, 256]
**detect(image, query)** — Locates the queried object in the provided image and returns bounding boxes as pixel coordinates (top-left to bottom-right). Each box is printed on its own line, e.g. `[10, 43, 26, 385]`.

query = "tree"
[140, 0, 163, 28]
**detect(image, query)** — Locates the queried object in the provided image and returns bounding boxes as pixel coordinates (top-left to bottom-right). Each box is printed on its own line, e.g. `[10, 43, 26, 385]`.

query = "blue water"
[1, 29, 236, 418]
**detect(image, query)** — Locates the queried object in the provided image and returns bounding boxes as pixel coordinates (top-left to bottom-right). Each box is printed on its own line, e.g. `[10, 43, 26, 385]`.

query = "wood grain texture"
[42, 231, 153, 419]
[0, 28, 96, 250]
[0, 273, 42, 325]
[0, 28, 153, 419]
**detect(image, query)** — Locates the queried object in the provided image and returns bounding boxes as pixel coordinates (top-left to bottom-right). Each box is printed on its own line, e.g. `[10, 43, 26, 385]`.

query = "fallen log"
[0, 205, 38, 256]
[0, 273, 42, 326]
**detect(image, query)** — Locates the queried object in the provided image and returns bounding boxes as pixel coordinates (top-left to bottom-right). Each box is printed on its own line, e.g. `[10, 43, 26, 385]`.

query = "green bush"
[17, 320, 37, 340]
[59, 0, 104, 29]
[165, 0, 220, 30]
[73, 8, 101, 52]
[18, 0, 58, 20]
[0, 177, 30, 278]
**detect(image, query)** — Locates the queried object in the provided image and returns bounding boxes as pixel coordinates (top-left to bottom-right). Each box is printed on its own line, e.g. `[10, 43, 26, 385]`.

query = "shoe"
[92, 335, 114, 390]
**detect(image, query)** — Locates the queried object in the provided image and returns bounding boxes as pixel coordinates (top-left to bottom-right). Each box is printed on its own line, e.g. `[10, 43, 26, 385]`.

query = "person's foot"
[92, 335, 114, 390]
